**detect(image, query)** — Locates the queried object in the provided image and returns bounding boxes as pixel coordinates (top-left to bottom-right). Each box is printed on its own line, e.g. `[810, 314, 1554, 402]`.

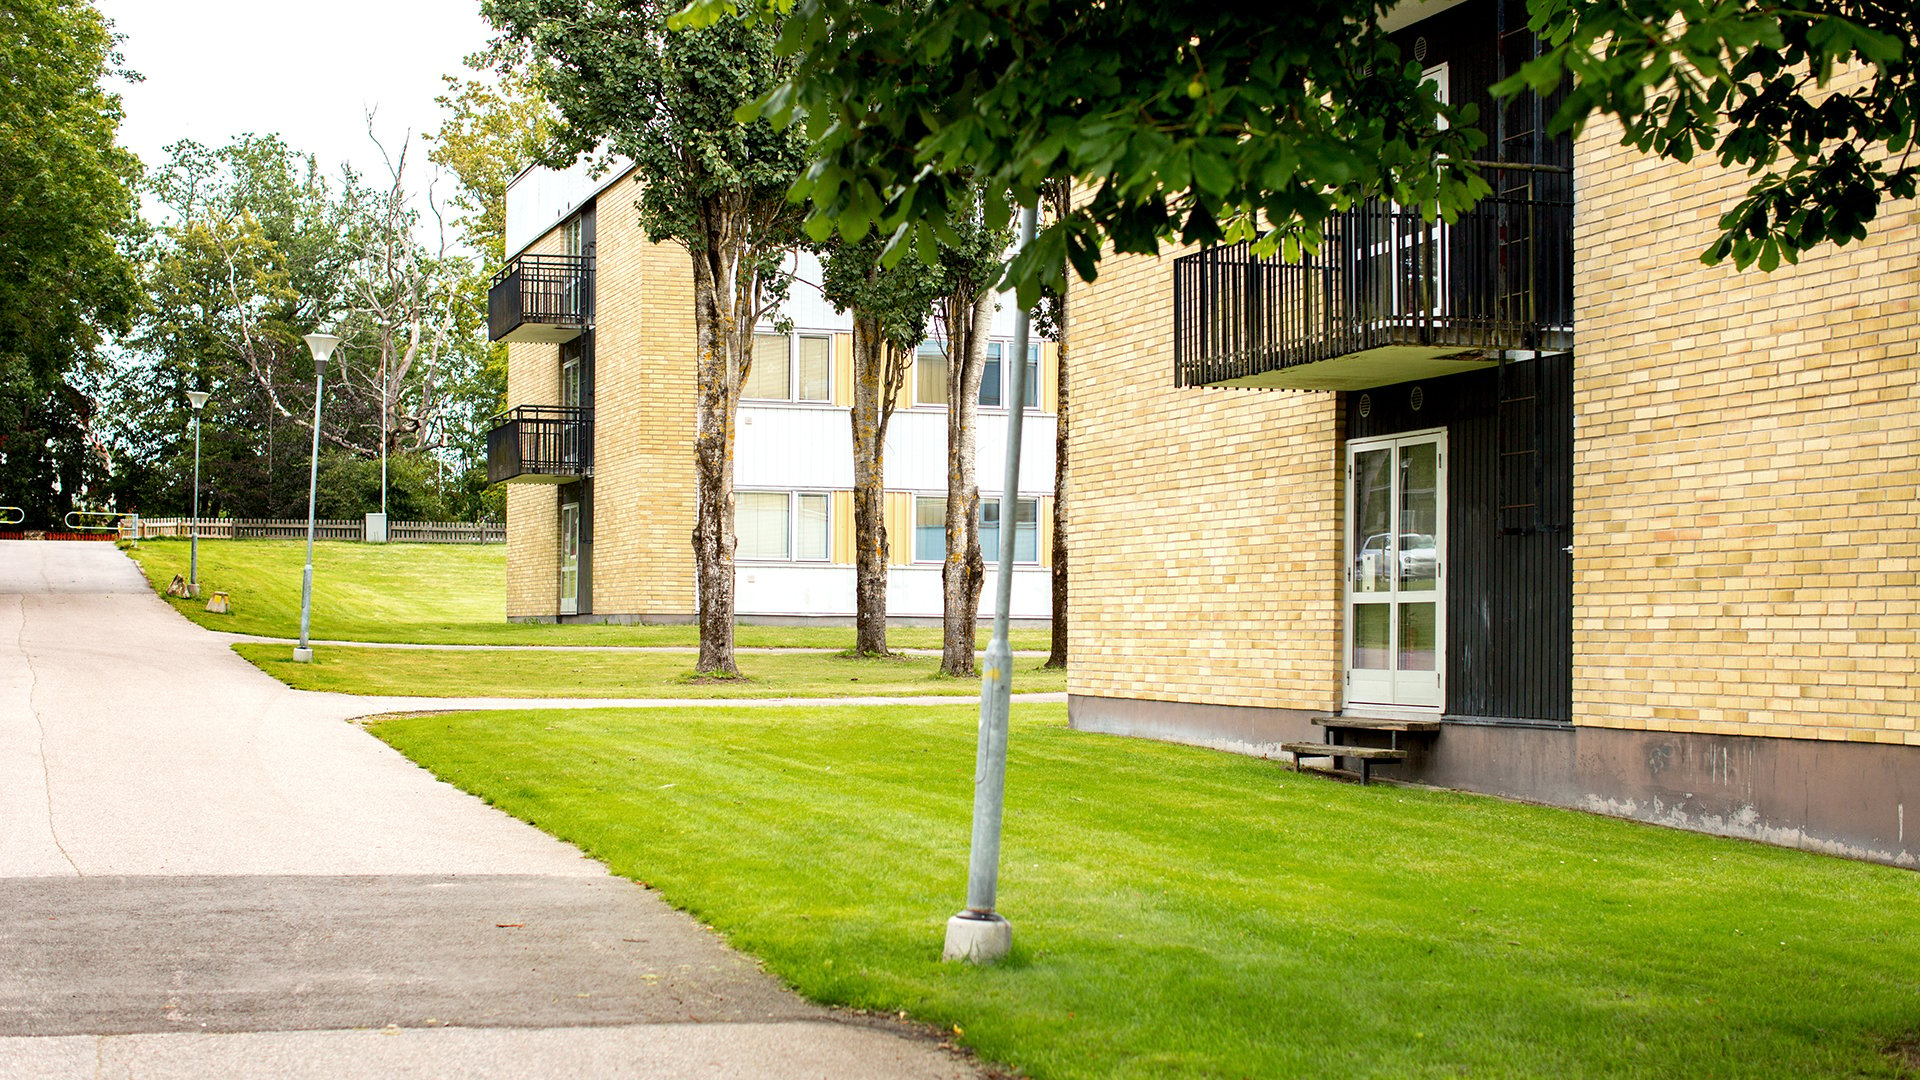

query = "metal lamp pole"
[295, 333, 342, 663]
[943, 202, 1039, 965]
[186, 390, 210, 597]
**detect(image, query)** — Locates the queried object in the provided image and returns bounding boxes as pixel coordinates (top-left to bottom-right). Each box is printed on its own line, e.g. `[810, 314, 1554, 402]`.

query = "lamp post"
[295, 332, 342, 663]
[186, 389, 210, 598]
[943, 202, 1039, 965]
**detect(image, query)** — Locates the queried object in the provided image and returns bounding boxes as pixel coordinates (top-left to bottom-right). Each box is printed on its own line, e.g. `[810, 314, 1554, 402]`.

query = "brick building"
[486, 159, 1058, 625]
[1067, 0, 1920, 864]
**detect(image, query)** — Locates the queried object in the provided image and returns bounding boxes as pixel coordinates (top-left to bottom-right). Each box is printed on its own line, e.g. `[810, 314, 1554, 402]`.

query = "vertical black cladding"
[573, 200, 597, 615]
[1346, 355, 1573, 722]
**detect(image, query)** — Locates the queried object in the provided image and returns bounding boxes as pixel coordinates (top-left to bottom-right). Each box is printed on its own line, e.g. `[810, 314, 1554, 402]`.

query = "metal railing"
[127, 517, 505, 543]
[1173, 190, 1573, 387]
[486, 405, 593, 484]
[0, 507, 21, 526]
[488, 253, 593, 341]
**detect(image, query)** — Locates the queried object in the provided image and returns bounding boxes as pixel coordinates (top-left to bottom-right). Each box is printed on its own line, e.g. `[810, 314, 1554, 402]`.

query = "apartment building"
[485, 159, 1057, 626]
[1067, 0, 1920, 864]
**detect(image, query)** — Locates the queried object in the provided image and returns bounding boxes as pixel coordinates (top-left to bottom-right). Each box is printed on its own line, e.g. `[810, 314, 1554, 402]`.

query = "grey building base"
[509, 613, 1051, 629]
[1069, 694, 1920, 870]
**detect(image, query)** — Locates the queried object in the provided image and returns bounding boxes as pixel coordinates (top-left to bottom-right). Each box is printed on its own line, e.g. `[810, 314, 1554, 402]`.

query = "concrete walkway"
[0, 541, 985, 1079]
[220, 632, 1051, 660]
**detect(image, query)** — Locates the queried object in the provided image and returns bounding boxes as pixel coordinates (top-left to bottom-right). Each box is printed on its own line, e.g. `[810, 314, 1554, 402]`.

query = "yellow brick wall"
[1067, 246, 1346, 708]
[504, 227, 565, 617]
[1572, 116, 1920, 745]
[587, 179, 699, 619]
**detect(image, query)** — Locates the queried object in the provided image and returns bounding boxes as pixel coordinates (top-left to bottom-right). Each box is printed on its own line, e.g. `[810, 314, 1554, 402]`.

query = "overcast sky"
[98, 0, 494, 195]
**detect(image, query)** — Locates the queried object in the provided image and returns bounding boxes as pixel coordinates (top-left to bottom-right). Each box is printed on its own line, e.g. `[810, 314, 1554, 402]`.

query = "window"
[978, 342, 1042, 410]
[914, 495, 1039, 564]
[980, 497, 1039, 563]
[796, 335, 831, 401]
[737, 491, 830, 562]
[914, 496, 946, 561]
[744, 332, 832, 402]
[915, 341, 948, 406]
[737, 490, 790, 559]
[745, 333, 790, 400]
[563, 216, 583, 257]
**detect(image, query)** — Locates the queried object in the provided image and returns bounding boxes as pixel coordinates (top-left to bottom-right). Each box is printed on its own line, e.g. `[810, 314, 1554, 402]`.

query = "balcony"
[486, 405, 593, 484]
[488, 253, 593, 344]
[1173, 191, 1572, 391]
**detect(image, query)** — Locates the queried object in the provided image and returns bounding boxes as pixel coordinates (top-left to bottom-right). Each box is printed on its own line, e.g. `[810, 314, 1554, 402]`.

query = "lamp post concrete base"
[942, 912, 1011, 964]
[187, 583, 201, 599]
[292, 647, 314, 664]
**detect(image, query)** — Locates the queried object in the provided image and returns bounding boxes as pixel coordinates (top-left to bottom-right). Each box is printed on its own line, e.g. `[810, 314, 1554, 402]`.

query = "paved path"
[219, 633, 1050, 659]
[0, 541, 984, 1079]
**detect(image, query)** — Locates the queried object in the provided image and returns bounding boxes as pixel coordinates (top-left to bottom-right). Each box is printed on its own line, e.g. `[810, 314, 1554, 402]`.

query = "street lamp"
[186, 389, 211, 598]
[295, 332, 342, 663]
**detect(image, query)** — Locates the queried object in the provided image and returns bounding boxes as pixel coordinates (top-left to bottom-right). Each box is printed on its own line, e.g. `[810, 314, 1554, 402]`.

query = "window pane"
[1023, 344, 1041, 408]
[1353, 604, 1390, 669]
[744, 333, 790, 400]
[914, 496, 946, 561]
[1399, 602, 1437, 671]
[978, 500, 1000, 560]
[1015, 497, 1038, 562]
[796, 493, 829, 561]
[797, 336, 832, 401]
[979, 343, 1002, 407]
[737, 491, 789, 559]
[915, 342, 948, 406]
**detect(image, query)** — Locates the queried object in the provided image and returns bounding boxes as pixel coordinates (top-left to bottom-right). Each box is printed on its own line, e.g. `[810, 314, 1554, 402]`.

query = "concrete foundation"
[1070, 695, 1920, 869]
[941, 913, 1011, 964]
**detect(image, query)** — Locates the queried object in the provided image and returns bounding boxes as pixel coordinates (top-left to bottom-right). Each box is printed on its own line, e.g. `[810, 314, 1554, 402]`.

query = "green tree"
[819, 235, 941, 657]
[683, 0, 1914, 297]
[483, 0, 811, 675]
[0, 0, 142, 526]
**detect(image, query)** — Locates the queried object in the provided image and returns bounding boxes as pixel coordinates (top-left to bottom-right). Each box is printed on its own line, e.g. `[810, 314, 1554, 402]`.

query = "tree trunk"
[690, 245, 742, 676]
[940, 287, 996, 677]
[850, 315, 893, 657]
[1045, 258, 1069, 669]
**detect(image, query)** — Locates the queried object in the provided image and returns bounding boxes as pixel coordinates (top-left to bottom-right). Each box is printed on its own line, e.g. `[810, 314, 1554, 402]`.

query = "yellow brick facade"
[1572, 115, 1920, 745]
[1068, 121, 1920, 744]
[1068, 246, 1346, 709]
[504, 180, 698, 620]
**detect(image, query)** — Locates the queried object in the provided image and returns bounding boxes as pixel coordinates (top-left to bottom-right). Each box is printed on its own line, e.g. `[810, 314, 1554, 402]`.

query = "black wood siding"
[1345, 355, 1573, 722]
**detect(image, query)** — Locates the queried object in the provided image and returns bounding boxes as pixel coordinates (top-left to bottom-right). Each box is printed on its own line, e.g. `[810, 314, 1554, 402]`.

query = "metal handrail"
[62, 511, 126, 533]
[0, 507, 22, 526]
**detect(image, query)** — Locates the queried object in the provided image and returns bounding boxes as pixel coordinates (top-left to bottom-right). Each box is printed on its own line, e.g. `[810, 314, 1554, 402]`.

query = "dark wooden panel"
[1346, 354, 1572, 722]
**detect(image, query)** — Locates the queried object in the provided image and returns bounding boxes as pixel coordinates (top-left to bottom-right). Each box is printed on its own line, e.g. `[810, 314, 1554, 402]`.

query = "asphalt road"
[0, 540, 981, 1079]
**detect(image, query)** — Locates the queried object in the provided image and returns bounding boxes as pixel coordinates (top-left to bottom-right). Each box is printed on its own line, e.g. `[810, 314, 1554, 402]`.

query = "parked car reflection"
[1355, 532, 1437, 590]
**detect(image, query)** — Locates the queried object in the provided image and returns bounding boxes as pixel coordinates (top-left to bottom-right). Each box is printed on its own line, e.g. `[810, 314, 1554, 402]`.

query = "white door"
[1346, 430, 1445, 710]
[559, 501, 580, 616]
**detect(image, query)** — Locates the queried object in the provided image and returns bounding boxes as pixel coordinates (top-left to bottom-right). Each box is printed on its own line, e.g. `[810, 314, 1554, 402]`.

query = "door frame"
[559, 500, 580, 616]
[1343, 426, 1447, 715]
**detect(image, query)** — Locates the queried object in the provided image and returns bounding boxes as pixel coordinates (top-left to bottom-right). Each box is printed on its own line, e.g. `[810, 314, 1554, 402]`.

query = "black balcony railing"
[1173, 190, 1573, 388]
[486, 405, 593, 484]
[488, 253, 593, 344]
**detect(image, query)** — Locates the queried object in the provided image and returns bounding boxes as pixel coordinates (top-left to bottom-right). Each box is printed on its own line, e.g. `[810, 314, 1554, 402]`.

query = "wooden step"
[1281, 742, 1407, 760]
[1281, 741, 1406, 786]
[1311, 716, 1442, 733]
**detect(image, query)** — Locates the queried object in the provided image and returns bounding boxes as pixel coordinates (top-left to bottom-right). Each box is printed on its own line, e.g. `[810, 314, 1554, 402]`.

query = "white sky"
[98, 0, 494, 198]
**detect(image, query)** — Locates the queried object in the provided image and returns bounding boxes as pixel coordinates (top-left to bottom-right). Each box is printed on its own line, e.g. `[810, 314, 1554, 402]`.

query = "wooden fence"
[128, 517, 505, 544]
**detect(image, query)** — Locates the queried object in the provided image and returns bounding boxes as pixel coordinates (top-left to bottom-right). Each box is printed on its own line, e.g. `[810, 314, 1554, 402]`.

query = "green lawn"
[371, 704, 1920, 1080]
[125, 539, 1052, 651]
[236, 642, 1066, 698]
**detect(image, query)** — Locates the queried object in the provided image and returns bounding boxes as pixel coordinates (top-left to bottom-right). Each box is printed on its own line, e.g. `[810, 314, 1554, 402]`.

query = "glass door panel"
[559, 501, 580, 616]
[1346, 431, 1445, 710]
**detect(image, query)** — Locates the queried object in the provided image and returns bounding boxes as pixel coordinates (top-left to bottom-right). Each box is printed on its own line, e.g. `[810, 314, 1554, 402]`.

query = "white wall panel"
[736, 563, 1052, 619]
[736, 406, 855, 489]
[504, 157, 633, 259]
[881, 411, 1055, 495]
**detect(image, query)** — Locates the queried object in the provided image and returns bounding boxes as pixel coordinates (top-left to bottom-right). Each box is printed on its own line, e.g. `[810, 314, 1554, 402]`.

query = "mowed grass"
[372, 704, 1920, 1080]
[236, 642, 1066, 698]
[125, 539, 1052, 651]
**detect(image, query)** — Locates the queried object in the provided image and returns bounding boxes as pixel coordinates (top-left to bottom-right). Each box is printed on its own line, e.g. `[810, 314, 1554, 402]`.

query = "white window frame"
[743, 330, 835, 404]
[912, 493, 1040, 565]
[914, 340, 949, 408]
[980, 495, 1042, 565]
[735, 489, 833, 563]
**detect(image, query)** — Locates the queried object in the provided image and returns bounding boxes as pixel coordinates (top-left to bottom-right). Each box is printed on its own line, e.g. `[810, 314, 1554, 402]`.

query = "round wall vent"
[1357, 393, 1372, 418]
[1409, 386, 1425, 411]
[1413, 37, 1429, 63]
